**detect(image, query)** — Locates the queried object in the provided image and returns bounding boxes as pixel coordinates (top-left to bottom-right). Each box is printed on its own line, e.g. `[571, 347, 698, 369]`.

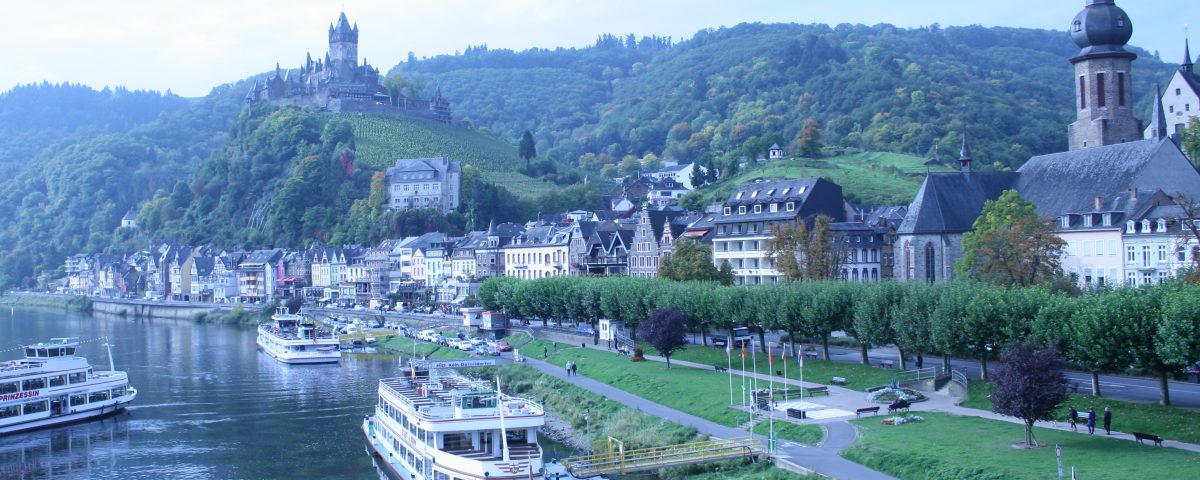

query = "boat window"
[71, 394, 88, 406]
[37, 349, 48, 357]
[89, 391, 110, 403]
[0, 405, 20, 418]
[21, 378, 46, 391]
[48, 375, 67, 387]
[25, 348, 35, 357]
[506, 429, 528, 443]
[47, 348, 60, 357]
[442, 432, 472, 450]
[65, 347, 75, 355]
[23, 400, 48, 415]
[111, 386, 126, 397]
[69, 372, 87, 384]
[0, 381, 17, 394]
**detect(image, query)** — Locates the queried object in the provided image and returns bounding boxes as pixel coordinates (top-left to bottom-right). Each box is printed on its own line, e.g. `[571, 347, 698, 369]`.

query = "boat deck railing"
[380, 376, 544, 420]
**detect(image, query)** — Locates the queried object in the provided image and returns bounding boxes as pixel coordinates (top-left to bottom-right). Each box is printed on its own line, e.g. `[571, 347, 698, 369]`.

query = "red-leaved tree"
[640, 308, 688, 369]
[990, 342, 1070, 447]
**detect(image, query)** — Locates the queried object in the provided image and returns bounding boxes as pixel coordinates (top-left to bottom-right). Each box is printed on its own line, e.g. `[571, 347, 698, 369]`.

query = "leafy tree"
[658, 239, 722, 282]
[803, 282, 853, 360]
[794, 118, 823, 157]
[891, 282, 934, 369]
[1181, 117, 1200, 168]
[957, 190, 1066, 287]
[990, 342, 1070, 447]
[519, 130, 536, 165]
[1157, 284, 1200, 403]
[963, 284, 1009, 380]
[1066, 290, 1139, 396]
[851, 281, 903, 365]
[764, 222, 803, 280]
[930, 281, 971, 372]
[618, 155, 641, 177]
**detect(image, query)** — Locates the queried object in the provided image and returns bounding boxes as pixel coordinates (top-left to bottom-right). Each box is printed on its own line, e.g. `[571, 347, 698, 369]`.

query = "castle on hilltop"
[245, 12, 451, 123]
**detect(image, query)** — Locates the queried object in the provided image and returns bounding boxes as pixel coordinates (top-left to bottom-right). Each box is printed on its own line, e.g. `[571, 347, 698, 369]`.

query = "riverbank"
[0, 293, 90, 312]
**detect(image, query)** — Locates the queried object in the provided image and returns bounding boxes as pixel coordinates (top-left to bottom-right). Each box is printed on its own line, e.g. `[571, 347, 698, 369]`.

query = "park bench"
[806, 386, 829, 396]
[775, 388, 805, 400]
[831, 377, 847, 385]
[856, 406, 880, 417]
[1132, 432, 1164, 446]
[879, 360, 895, 369]
[804, 350, 819, 359]
[714, 365, 728, 372]
[887, 399, 911, 413]
[787, 408, 807, 420]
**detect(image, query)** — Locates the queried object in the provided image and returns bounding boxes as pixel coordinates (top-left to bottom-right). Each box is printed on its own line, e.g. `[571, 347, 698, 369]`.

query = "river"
[0, 308, 576, 479]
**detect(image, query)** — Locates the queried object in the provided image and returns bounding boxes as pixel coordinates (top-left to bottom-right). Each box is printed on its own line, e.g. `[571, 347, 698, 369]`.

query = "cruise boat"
[1, 338, 137, 435]
[363, 372, 546, 480]
[257, 308, 340, 364]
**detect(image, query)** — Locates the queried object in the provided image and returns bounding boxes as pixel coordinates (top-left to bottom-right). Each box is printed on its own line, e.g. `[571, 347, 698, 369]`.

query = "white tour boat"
[257, 308, 341, 364]
[363, 372, 547, 480]
[1, 338, 137, 435]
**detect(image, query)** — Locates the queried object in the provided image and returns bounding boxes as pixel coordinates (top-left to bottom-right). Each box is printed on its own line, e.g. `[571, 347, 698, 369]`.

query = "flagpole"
[799, 344, 805, 401]
[726, 342, 734, 405]
[740, 340, 747, 409]
[768, 343, 775, 453]
[496, 376, 510, 462]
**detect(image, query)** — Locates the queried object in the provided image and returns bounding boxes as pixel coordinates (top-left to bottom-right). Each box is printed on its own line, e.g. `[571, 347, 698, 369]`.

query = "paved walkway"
[522, 353, 896, 480]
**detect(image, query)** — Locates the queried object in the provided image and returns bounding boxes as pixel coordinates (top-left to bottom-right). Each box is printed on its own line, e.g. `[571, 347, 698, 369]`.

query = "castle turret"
[1067, 0, 1141, 150]
[327, 12, 359, 81]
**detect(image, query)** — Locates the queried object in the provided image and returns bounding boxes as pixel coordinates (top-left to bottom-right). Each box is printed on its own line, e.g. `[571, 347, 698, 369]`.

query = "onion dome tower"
[1067, 1, 1140, 151]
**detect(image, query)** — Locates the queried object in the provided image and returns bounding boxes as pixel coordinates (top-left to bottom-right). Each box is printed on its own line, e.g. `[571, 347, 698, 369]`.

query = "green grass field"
[686, 152, 947, 206]
[842, 413, 1200, 480]
[640, 341, 901, 392]
[378, 335, 469, 359]
[334, 112, 555, 198]
[962, 379, 1200, 444]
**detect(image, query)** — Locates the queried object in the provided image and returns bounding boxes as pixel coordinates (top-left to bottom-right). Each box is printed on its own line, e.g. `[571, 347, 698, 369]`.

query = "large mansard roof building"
[246, 12, 451, 123]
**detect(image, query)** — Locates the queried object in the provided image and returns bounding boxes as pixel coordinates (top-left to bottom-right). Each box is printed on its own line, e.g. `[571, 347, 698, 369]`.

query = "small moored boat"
[257, 308, 341, 364]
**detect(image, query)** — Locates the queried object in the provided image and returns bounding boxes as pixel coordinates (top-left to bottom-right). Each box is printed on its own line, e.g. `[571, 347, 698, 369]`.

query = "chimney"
[1094, 196, 1103, 210]
[1129, 187, 1138, 200]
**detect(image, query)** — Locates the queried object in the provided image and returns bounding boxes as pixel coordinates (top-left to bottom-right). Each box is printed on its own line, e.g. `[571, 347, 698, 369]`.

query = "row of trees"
[477, 275, 1200, 405]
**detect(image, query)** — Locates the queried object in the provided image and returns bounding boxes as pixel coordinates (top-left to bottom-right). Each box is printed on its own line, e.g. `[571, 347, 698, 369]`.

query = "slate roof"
[716, 178, 843, 225]
[1015, 138, 1200, 218]
[898, 172, 1017, 235]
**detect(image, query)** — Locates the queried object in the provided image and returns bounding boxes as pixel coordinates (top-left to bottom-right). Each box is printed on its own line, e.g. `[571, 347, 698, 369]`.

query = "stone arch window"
[852, 270, 859, 282]
[872, 268, 879, 281]
[924, 242, 936, 284]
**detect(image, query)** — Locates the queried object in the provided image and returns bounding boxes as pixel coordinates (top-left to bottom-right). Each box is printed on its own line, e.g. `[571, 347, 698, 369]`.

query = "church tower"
[1067, 0, 1140, 151]
[328, 12, 359, 82]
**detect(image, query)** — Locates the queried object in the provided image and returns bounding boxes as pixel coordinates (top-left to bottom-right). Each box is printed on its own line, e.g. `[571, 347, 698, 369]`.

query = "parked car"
[495, 340, 513, 352]
[456, 340, 475, 351]
[475, 345, 500, 356]
[468, 337, 485, 346]
[576, 325, 596, 335]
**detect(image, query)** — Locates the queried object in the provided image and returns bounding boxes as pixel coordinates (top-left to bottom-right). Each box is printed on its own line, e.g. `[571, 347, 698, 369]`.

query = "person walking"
[543, 345, 548, 359]
[1086, 407, 1097, 435]
[1103, 407, 1112, 435]
[571, 362, 578, 376]
[566, 361, 574, 376]
[1068, 406, 1078, 432]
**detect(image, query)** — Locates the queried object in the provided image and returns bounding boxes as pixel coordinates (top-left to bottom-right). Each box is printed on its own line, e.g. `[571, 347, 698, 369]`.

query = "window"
[24, 401, 48, 415]
[1079, 76, 1087, 109]
[751, 190, 759, 198]
[1102, 213, 1112, 226]
[1142, 219, 1151, 232]
[1073, 20, 1082, 32]
[0, 381, 17, 394]
[1126, 220, 1136, 233]
[753, 205, 762, 214]
[1083, 241, 1092, 256]
[924, 243, 936, 284]
[785, 202, 795, 212]
[1178, 88, 1183, 96]
[1157, 219, 1167, 232]
[1127, 271, 1137, 285]
[1108, 239, 1117, 256]
[1127, 245, 1136, 263]
[1096, 240, 1105, 256]
[770, 203, 778, 213]
[1158, 244, 1168, 262]
[1142, 245, 1151, 267]
[48, 375, 67, 387]
[738, 206, 746, 214]
[723, 207, 731, 215]
[1096, 73, 1106, 108]
[1083, 215, 1092, 227]
[782, 187, 791, 195]
[22, 378, 46, 391]
[1170, 105, 1175, 113]
[71, 394, 88, 406]
[1060, 216, 1070, 228]
[736, 192, 744, 199]
[1117, 72, 1126, 106]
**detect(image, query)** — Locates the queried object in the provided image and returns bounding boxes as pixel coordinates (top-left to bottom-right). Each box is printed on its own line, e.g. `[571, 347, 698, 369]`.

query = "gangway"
[560, 436, 764, 477]
[339, 328, 397, 342]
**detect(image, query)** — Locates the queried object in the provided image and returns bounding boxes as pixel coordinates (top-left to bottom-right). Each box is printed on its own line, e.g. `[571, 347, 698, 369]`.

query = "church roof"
[1070, 0, 1134, 60]
[898, 172, 1017, 235]
[1014, 138, 1200, 218]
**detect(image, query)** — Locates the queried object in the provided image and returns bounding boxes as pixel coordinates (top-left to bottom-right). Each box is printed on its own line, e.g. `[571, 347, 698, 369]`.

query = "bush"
[631, 347, 645, 362]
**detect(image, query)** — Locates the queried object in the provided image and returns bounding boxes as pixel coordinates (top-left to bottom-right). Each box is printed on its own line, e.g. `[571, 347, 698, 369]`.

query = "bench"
[1133, 432, 1164, 447]
[879, 360, 895, 369]
[775, 388, 805, 400]
[805, 350, 819, 359]
[806, 386, 829, 396]
[856, 406, 881, 417]
[714, 365, 728, 372]
[831, 377, 847, 386]
[787, 408, 807, 420]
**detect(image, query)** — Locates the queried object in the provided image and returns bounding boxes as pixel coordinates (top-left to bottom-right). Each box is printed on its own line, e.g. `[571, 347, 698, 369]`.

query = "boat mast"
[103, 337, 115, 372]
[496, 375, 510, 462]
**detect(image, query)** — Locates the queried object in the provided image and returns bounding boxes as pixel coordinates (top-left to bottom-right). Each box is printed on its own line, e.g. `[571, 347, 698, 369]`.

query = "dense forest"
[394, 23, 1181, 171]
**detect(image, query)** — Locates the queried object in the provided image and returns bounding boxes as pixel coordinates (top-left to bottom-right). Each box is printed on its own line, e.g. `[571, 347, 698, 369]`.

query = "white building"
[1145, 39, 1199, 140]
[386, 156, 462, 214]
[504, 225, 572, 280]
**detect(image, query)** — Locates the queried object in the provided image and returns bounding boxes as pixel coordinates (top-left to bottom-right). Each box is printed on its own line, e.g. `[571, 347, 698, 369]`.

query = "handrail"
[562, 437, 763, 476]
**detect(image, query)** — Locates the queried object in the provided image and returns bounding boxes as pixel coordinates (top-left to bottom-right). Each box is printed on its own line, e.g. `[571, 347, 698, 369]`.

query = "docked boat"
[363, 372, 547, 480]
[257, 308, 340, 364]
[1, 338, 137, 435]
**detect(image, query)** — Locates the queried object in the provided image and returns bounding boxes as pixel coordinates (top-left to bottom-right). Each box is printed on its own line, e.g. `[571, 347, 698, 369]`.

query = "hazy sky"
[1, 0, 1196, 97]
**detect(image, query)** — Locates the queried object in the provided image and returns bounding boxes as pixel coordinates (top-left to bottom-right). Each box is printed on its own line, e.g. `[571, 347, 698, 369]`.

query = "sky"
[1, 0, 1197, 98]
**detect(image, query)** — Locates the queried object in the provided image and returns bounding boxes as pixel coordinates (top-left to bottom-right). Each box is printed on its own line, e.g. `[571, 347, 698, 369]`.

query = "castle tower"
[1067, 0, 1140, 150]
[327, 12, 359, 82]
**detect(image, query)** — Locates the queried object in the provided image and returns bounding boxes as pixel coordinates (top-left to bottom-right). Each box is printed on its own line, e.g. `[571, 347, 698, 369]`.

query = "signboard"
[411, 358, 512, 369]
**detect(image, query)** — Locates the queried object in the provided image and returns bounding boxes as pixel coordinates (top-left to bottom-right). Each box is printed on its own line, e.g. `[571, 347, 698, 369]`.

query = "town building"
[1145, 38, 1198, 140]
[504, 224, 572, 280]
[629, 205, 693, 278]
[386, 156, 462, 214]
[711, 178, 846, 285]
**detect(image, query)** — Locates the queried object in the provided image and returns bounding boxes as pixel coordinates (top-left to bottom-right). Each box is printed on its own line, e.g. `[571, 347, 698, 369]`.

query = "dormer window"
[751, 190, 759, 198]
[785, 202, 795, 212]
[723, 207, 731, 216]
[770, 203, 778, 213]
[1116, 16, 1125, 28]
[1060, 216, 1070, 229]
[1157, 219, 1167, 232]
[1073, 20, 1082, 32]
[753, 205, 762, 214]
[1126, 220, 1135, 233]
[1083, 215, 1093, 227]
[1142, 219, 1151, 232]
[738, 206, 746, 214]
[1101, 213, 1112, 226]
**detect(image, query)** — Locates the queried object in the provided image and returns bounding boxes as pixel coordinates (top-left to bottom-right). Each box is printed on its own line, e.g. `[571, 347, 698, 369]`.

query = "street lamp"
[584, 408, 591, 455]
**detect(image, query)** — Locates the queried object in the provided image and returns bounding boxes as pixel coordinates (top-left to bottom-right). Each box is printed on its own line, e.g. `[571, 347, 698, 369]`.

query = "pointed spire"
[958, 133, 972, 173]
[487, 218, 496, 235]
[1150, 83, 1168, 140]
[1184, 35, 1194, 73]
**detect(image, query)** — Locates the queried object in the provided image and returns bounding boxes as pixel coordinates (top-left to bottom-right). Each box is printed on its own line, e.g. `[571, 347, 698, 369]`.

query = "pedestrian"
[915, 355, 924, 370]
[571, 362, 578, 376]
[553, 343, 558, 353]
[565, 361, 573, 376]
[1103, 407, 1112, 435]
[581, 342, 586, 350]
[1086, 407, 1097, 435]
[1068, 406, 1078, 431]
[543, 345, 548, 359]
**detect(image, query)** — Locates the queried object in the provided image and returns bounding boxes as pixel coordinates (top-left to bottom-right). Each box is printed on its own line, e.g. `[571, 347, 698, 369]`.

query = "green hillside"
[682, 152, 950, 208]
[337, 112, 555, 198]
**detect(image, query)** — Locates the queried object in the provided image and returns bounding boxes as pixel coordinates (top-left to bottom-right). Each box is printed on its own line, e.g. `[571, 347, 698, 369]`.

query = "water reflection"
[0, 414, 131, 479]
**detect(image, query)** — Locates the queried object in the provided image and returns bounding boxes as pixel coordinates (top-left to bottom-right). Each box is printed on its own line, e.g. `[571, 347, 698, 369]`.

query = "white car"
[456, 340, 474, 351]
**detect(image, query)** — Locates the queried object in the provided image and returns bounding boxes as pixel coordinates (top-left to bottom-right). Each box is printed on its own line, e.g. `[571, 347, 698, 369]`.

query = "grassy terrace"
[963, 379, 1200, 444]
[842, 413, 1200, 480]
[532, 339, 823, 445]
[640, 341, 900, 392]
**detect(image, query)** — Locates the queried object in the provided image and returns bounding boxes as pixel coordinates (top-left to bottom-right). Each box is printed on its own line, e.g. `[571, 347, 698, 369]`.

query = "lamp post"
[584, 408, 591, 455]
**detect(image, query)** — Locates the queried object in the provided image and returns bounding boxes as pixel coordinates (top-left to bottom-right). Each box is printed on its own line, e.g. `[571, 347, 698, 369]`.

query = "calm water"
[0, 308, 416, 479]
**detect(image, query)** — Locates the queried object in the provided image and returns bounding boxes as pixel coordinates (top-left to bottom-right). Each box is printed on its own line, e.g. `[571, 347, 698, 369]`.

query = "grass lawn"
[378, 336, 469, 359]
[962, 379, 1200, 444]
[842, 413, 1200, 480]
[751, 421, 824, 445]
[639, 340, 900, 391]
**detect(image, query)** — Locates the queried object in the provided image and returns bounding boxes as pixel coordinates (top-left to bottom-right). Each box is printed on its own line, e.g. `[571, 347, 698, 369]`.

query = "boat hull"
[256, 338, 341, 364]
[363, 416, 419, 480]
[1, 392, 137, 436]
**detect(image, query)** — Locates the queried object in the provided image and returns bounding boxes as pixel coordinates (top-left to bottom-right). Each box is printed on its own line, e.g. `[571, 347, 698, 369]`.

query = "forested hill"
[0, 83, 191, 172]
[393, 23, 1180, 171]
